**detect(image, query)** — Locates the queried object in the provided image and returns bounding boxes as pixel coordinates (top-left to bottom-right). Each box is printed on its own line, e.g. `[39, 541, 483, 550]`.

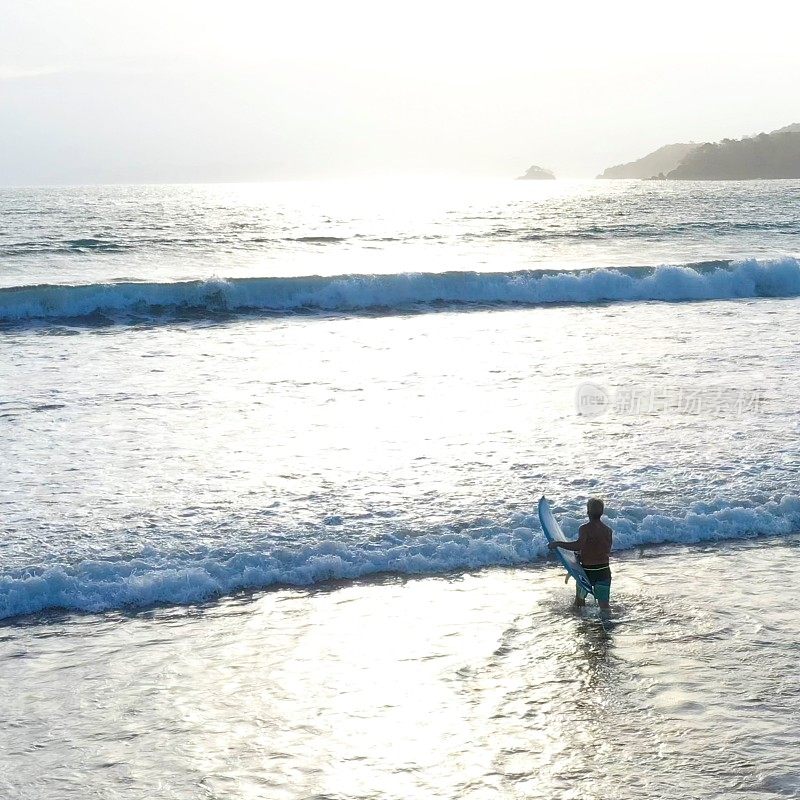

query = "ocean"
[1, 179, 799, 798]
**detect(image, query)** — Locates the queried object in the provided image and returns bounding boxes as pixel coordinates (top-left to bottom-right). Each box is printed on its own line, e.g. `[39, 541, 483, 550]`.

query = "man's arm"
[549, 539, 580, 551]
[548, 529, 585, 552]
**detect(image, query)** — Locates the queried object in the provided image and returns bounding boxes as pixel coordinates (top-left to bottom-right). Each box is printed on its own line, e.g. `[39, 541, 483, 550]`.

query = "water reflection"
[3, 541, 800, 798]
[467, 598, 620, 798]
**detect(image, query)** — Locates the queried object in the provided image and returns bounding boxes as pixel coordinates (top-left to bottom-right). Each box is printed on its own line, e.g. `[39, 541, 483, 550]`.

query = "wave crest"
[2, 495, 798, 620]
[2, 258, 799, 325]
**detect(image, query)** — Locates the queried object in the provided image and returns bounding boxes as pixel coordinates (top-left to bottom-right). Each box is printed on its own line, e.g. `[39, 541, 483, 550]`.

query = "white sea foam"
[2, 257, 800, 323]
[1, 495, 797, 619]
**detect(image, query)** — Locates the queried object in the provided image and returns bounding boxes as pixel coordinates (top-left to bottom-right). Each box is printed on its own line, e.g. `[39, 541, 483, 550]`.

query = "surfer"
[548, 498, 612, 609]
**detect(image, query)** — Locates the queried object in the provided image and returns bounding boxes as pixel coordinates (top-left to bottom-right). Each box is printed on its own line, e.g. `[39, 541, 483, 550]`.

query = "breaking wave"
[1, 257, 799, 325]
[1, 494, 798, 619]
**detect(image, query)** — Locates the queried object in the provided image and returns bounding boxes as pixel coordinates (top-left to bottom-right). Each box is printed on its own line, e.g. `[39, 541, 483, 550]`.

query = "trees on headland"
[666, 131, 800, 179]
[596, 125, 800, 180]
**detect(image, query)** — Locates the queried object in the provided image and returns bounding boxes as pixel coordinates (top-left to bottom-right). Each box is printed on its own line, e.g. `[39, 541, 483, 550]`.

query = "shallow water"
[2, 297, 799, 618]
[2, 536, 798, 799]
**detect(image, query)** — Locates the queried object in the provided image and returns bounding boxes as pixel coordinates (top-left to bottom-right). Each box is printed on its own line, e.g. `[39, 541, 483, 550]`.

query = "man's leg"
[574, 583, 588, 607]
[594, 580, 611, 611]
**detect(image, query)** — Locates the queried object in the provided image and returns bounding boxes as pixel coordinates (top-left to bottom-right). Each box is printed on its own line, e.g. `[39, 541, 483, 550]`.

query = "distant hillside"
[517, 164, 555, 180]
[770, 123, 800, 134]
[668, 130, 800, 179]
[598, 143, 699, 179]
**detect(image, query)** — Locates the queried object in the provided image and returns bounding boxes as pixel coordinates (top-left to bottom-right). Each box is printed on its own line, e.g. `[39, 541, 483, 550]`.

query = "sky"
[1, 0, 799, 184]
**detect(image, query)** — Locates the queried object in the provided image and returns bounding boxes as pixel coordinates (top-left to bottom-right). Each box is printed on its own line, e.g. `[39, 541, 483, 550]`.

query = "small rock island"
[517, 165, 556, 180]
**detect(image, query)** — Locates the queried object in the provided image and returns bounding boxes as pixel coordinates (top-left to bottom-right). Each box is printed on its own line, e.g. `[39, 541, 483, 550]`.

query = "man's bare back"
[576, 519, 612, 565]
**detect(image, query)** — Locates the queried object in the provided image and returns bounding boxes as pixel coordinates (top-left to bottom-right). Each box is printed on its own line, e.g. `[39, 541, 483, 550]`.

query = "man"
[549, 497, 612, 610]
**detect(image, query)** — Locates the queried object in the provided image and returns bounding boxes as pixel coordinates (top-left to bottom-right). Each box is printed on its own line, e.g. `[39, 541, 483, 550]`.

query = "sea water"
[1, 179, 799, 798]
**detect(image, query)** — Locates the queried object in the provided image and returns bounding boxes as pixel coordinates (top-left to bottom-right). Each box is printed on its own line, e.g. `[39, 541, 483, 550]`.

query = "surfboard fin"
[564, 574, 570, 584]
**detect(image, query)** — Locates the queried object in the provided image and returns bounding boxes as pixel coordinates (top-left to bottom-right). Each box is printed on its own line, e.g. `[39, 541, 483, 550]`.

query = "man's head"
[587, 497, 604, 521]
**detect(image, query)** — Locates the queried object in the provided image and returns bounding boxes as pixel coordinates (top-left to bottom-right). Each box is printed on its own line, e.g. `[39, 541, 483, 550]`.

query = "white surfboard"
[538, 496, 594, 596]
